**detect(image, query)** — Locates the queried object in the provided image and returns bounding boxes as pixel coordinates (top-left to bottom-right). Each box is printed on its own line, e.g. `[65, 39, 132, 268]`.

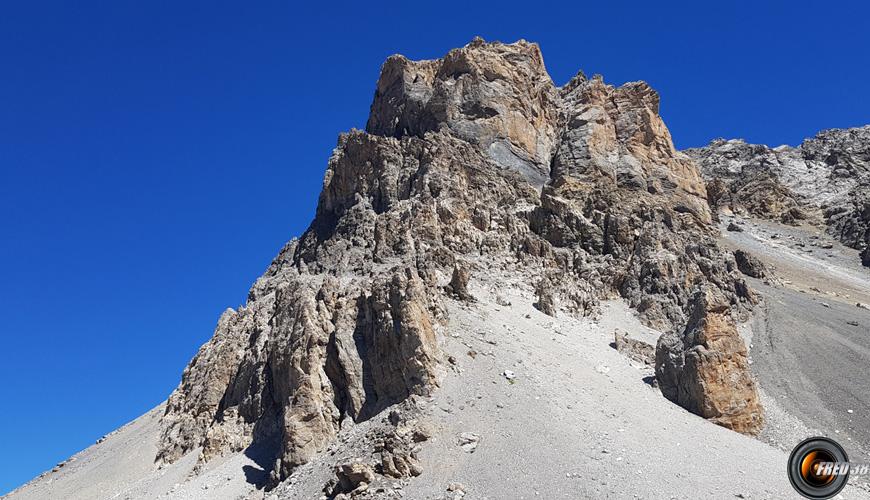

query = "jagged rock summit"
[156, 37, 763, 489]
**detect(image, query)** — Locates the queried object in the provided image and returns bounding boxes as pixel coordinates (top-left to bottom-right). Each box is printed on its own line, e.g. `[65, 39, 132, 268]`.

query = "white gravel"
[397, 280, 870, 499]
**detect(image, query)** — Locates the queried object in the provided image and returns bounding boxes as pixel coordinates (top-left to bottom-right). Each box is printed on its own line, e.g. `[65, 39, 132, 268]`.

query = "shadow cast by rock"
[242, 464, 270, 489]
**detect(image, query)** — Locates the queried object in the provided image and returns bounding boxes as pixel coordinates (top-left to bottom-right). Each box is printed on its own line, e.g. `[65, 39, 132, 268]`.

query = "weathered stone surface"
[686, 127, 870, 265]
[524, 70, 755, 331]
[446, 264, 475, 302]
[613, 330, 655, 365]
[158, 37, 763, 485]
[733, 249, 767, 279]
[367, 37, 560, 187]
[655, 288, 764, 435]
[553, 74, 711, 223]
[378, 429, 424, 478]
[533, 278, 558, 316]
[333, 462, 375, 496]
[158, 265, 443, 480]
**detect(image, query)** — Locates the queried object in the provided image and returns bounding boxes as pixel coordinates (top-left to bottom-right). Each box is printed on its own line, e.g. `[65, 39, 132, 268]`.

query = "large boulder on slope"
[655, 287, 764, 435]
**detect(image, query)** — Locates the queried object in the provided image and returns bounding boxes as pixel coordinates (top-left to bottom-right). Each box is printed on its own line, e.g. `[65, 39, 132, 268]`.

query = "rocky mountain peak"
[155, 38, 763, 489]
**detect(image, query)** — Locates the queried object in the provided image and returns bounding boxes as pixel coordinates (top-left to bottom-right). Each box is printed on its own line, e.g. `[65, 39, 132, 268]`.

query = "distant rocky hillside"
[685, 126, 870, 266]
[156, 37, 763, 493]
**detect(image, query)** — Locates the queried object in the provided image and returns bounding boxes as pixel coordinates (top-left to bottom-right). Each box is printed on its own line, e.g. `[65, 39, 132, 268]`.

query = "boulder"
[733, 249, 767, 278]
[655, 288, 764, 435]
[447, 264, 475, 302]
[613, 330, 655, 365]
[334, 462, 375, 495]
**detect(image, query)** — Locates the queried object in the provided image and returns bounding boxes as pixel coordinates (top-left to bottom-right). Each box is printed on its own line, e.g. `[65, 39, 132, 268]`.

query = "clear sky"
[1, 0, 868, 494]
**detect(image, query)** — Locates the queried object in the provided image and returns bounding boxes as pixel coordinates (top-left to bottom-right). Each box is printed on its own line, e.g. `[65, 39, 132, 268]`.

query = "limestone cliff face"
[686, 126, 870, 265]
[158, 38, 762, 483]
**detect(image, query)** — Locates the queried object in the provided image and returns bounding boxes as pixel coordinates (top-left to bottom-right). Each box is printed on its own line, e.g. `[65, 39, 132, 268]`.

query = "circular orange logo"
[788, 437, 849, 499]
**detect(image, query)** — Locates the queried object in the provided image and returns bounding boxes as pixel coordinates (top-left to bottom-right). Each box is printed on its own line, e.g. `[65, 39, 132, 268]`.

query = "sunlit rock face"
[158, 37, 762, 484]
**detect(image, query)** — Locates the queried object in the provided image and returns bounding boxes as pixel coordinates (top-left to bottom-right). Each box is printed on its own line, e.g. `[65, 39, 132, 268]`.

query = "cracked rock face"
[686, 127, 870, 265]
[158, 37, 763, 485]
[367, 37, 559, 187]
[655, 288, 764, 435]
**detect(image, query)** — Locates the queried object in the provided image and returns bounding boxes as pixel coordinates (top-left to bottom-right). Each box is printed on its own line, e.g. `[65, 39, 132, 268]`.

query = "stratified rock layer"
[686, 127, 870, 265]
[158, 38, 762, 483]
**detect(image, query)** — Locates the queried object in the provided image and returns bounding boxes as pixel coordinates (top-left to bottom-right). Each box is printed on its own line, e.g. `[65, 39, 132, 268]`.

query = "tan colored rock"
[447, 263, 475, 302]
[553, 74, 711, 224]
[159, 267, 442, 480]
[334, 462, 375, 495]
[367, 37, 560, 186]
[655, 288, 764, 435]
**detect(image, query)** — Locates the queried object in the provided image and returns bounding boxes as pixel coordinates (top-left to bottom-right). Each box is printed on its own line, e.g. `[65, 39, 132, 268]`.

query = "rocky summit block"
[157, 37, 763, 486]
[367, 37, 559, 187]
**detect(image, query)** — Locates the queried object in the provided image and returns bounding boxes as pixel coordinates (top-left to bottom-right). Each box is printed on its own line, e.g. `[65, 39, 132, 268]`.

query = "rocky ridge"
[156, 37, 763, 493]
[685, 127, 870, 266]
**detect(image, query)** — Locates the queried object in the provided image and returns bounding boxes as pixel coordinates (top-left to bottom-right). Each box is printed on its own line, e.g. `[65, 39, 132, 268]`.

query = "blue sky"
[1, 0, 868, 494]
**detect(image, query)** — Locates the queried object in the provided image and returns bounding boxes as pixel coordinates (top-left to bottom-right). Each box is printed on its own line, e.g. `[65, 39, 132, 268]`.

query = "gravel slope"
[750, 282, 870, 453]
[396, 280, 870, 500]
[719, 215, 870, 488]
[2, 405, 261, 500]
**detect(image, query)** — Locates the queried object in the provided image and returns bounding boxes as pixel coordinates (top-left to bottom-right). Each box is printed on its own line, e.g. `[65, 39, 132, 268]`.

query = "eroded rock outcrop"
[158, 37, 762, 486]
[367, 37, 559, 187]
[686, 127, 870, 265]
[655, 288, 764, 435]
[733, 249, 768, 279]
[158, 266, 442, 480]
